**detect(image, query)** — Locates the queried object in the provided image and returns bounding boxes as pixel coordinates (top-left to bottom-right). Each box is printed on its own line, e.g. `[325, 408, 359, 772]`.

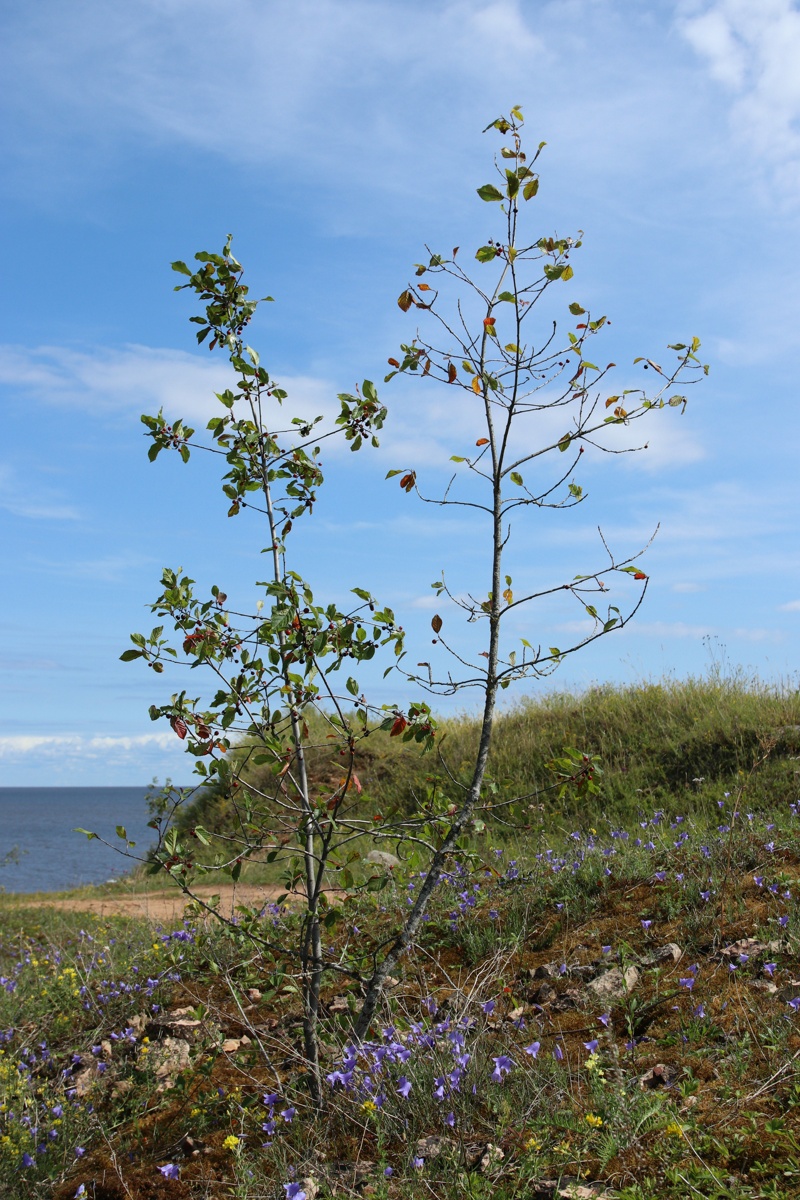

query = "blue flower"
[158, 1163, 180, 1179]
[491, 1055, 513, 1081]
[283, 1185, 307, 1200]
[397, 1076, 412, 1098]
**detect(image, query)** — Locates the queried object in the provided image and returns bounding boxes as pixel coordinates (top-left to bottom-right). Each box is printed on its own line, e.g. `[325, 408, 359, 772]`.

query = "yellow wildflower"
[223, 1135, 240, 1152]
[585, 1113, 603, 1128]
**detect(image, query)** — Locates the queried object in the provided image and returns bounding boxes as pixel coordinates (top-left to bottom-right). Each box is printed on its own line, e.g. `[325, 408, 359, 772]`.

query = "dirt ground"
[12, 884, 291, 923]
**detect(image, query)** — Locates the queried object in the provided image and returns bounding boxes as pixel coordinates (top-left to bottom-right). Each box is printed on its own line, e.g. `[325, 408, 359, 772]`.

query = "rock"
[529, 1180, 612, 1199]
[569, 964, 599, 981]
[476, 1143, 504, 1172]
[750, 980, 778, 994]
[639, 1063, 676, 1089]
[365, 850, 401, 870]
[777, 983, 800, 1004]
[551, 988, 583, 1012]
[146, 1010, 203, 1042]
[530, 983, 557, 1005]
[587, 965, 639, 999]
[531, 963, 558, 980]
[414, 1134, 456, 1161]
[153, 1036, 191, 1089]
[720, 937, 782, 959]
[222, 1038, 242, 1053]
[247, 988, 262, 1002]
[644, 943, 683, 966]
[71, 1067, 95, 1097]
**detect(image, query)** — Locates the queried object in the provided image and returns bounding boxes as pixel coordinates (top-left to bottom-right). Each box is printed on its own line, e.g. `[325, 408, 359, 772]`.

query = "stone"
[644, 943, 683, 965]
[365, 850, 401, 870]
[586, 965, 639, 999]
[639, 1062, 676, 1089]
[414, 1134, 456, 1161]
[476, 1143, 504, 1172]
[153, 1036, 191, 1089]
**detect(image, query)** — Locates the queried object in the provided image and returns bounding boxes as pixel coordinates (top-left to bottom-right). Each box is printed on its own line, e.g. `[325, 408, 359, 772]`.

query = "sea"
[0, 787, 165, 894]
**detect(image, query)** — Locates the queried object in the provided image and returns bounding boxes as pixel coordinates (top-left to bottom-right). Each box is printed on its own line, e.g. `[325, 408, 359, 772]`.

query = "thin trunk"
[355, 491, 505, 1042]
[260, 442, 324, 1104]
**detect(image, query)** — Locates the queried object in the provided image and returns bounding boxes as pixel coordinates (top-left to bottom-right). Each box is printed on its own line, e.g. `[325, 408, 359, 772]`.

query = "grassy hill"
[1, 673, 799, 1199]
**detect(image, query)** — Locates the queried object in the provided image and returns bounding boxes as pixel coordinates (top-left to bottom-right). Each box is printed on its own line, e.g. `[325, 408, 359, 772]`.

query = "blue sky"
[2, 0, 799, 786]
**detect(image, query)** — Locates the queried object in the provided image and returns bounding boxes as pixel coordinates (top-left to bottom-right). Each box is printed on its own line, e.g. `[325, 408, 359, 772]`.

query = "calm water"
[0, 788, 163, 894]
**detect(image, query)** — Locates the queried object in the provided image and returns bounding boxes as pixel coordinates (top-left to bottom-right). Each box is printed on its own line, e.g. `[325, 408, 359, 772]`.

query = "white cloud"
[0, 733, 176, 760]
[677, 0, 800, 198]
[778, 599, 800, 611]
[0, 341, 341, 437]
[4, 0, 544, 194]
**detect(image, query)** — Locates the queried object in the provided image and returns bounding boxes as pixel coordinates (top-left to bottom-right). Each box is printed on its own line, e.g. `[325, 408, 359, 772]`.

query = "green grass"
[2, 673, 800, 1198]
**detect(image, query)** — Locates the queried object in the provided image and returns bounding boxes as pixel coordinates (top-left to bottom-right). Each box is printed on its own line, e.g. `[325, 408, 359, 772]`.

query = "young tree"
[352, 106, 707, 1035]
[121, 106, 706, 1085]
[126, 244, 434, 1103]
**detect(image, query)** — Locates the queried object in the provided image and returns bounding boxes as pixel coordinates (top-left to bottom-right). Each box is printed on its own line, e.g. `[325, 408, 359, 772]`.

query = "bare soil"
[11, 884, 290, 922]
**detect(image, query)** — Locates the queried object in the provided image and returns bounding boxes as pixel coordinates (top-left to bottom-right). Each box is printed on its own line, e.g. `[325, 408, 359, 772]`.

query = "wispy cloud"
[0, 462, 80, 520]
[778, 599, 800, 612]
[0, 342, 339, 431]
[677, 0, 800, 200]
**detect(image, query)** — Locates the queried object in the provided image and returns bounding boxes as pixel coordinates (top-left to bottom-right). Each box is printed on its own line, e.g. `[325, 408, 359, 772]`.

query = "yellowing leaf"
[472, 374, 481, 394]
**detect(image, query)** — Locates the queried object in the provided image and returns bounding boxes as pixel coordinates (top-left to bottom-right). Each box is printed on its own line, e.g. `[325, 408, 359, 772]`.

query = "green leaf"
[171, 260, 192, 277]
[497, 291, 516, 303]
[116, 825, 128, 840]
[74, 829, 98, 840]
[346, 676, 359, 696]
[569, 302, 586, 315]
[510, 471, 524, 486]
[476, 184, 504, 202]
[561, 265, 574, 282]
[450, 455, 466, 463]
[119, 649, 143, 662]
[476, 246, 498, 263]
[523, 178, 539, 200]
[544, 264, 565, 281]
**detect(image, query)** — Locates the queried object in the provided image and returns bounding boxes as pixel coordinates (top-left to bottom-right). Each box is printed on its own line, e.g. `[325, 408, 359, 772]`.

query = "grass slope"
[1, 675, 799, 1199]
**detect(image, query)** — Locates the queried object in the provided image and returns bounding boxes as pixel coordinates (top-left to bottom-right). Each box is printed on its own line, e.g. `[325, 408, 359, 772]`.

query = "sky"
[1, 0, 800, 786]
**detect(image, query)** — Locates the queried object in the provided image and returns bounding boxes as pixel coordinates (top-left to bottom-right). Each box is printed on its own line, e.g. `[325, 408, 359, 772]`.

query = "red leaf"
[476, 437, 489, 446]
[431, 614, 443, 634]
[387, 357, 400, 368]
[634, 571, 647, 580]
[171, 717, 187, 740]
[447, 362, 457, 383]
[390, 716, 408, 738]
